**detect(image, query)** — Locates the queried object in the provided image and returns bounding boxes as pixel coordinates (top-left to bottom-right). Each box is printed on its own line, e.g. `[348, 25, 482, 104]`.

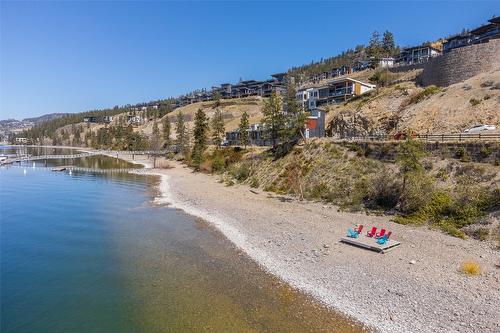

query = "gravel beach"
[125, 156, 498, 333]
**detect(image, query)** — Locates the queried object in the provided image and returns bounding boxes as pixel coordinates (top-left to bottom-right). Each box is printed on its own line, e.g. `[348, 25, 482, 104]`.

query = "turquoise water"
[1, 151, 363, 332]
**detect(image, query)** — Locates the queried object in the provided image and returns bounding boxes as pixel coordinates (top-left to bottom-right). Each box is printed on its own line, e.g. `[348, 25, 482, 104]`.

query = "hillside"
[326, 68, 500, 136]
[23, 113, 69, 124]
[139, 97, 264, 139]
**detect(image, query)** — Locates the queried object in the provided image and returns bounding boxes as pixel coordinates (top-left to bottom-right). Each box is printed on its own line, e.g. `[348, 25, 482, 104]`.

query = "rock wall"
[390, 39, 500, 87]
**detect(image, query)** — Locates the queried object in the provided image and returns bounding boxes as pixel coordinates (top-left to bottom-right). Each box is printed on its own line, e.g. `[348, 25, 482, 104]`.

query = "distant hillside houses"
[176, 73, 287, 107]
[83, 116, 114, 124]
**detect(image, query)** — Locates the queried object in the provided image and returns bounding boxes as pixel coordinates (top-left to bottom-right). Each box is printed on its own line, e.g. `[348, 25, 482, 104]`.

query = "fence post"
[459, 133, 461, 142]
[441, 134, 444, 142]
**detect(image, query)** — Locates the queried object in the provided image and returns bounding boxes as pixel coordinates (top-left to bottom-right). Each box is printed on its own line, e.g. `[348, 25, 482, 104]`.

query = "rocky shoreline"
[75, 150, 500, 332]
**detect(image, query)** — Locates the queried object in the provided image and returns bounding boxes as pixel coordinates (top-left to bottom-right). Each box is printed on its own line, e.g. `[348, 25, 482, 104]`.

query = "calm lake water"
[1, 147, 363, 332]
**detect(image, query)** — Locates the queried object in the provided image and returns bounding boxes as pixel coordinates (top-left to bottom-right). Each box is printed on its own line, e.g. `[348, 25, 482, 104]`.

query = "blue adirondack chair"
[347, 228, 359, 238]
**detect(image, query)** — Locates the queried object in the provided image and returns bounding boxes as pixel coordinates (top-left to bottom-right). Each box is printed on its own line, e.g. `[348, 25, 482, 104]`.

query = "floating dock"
[340, 236, 401, 253]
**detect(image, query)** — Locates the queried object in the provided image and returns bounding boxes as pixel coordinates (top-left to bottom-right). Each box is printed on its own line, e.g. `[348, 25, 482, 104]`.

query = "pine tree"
[176, 112, 189, 155]
[283, 81, 306, 143]
[150, 120, 161, 152]
[367, 30, 382, 58]
[382, 31, 396, 56]
[192, 108, 209, 169]
[261, 91, 285, 149]
[213, 90, 221, 108]
[239, 111, 250, 149]
[162, 116, 171, 148]
[210, 108, 225, 148]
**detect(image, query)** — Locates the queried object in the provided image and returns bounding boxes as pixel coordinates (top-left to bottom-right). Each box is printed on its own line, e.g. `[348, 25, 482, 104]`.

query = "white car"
[464, 124, 496, 133]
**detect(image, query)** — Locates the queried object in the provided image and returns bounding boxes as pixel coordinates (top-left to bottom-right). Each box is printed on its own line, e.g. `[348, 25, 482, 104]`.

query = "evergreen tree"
[382, 31, 396, 56]
[213, 90, 221, 108]
[239, 111, 250, 149]
[210, 108, 225, 148]
[162, 116, 171, 148]
[192, 108, 209, 169]
[150, 121, 161, 152]
[261, 91, 285, 149]
[283, 81, 306, 143]
[175, 112, 189, 155]
[367, 30, 382, 58]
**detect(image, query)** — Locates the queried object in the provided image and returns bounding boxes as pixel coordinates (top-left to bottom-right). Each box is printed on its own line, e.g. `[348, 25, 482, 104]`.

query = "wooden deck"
[340, 236, 401, 253]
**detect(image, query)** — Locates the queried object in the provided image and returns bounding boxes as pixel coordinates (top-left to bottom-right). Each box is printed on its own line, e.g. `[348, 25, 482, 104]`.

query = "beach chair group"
[347, 225, 392, 245]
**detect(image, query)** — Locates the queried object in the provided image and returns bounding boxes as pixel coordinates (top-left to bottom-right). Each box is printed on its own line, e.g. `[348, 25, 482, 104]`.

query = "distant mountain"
[22, 113, 69, 124]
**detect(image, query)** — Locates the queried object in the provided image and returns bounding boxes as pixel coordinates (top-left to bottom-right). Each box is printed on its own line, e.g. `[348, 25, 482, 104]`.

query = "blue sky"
[1, 1, 498, 119]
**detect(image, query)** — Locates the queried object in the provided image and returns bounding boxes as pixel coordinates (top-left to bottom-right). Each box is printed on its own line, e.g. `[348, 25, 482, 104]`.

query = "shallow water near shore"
[1, 151, 365, 332]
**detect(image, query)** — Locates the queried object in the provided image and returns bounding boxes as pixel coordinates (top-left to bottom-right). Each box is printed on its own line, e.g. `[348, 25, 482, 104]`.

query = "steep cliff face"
[327, 68, 500, 136]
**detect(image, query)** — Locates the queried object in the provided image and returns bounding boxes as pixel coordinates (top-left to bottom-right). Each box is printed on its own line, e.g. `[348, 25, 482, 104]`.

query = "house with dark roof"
[443, 16, 500, 53]
[396, 45, 441, 65]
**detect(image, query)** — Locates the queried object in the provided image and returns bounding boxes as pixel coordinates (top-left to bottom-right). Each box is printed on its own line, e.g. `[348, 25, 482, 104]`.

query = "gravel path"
[130, 159, 499, 333]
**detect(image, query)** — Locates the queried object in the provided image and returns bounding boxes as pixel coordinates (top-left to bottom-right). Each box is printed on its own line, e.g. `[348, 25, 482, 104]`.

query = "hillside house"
[443, 17, 500, 53]
[83, 116, 98, 123]
[127, 115, 143, 125]
[297, 77, 375, 109]
[304, 109, 325, 139]
[226, 123, 272, 146]
[102, 116, 113, 123]
[396, 45, 441, 65]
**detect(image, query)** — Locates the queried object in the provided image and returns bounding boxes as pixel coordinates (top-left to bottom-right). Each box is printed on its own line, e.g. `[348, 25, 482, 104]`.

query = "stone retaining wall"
[390, 39, 500, 87]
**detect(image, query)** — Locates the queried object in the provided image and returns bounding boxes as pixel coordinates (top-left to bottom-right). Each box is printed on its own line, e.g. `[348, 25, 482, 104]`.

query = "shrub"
[462, 84, 472, 91]
[492, 82, 500, 90]
[460, 261, 481, 275]
[479, 146, 492, 158]
[455, 147, 470, 162]
[403, 85, 440, 106]
[369, 70, 400, 87]
[199, 159, 213, 173]
[480, 80, 494, 87]
[367, 172, 401, 209]
[436, 167, 449, 181]
[211, 152, 226, 172]
[469, 98, 481, 106]
[467, 227, 490, 241]
[249, 176, 260, 188]
[398, 171, 436, 214]
[307, 182, 330, 200]
[230, 162, 252, 182]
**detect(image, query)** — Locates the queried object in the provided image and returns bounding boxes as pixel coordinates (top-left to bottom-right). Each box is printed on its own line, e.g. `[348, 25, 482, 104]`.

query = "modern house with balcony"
[396, 45, 441, 65]
[298, 77, 376, 109]
[443, 17, 500, 53]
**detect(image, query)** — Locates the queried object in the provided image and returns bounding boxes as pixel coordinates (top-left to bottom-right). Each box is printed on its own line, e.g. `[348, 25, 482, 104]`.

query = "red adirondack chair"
[353, 225, 363, 233]
[385, 231, 392, 240]
[366, 226, 377, 237]
[375, 228, 386, 238]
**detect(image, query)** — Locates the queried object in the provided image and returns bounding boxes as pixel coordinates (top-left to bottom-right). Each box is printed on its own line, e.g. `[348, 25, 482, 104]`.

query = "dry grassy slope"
[327, 69, 500, 135]
[139, 97, 264, 139]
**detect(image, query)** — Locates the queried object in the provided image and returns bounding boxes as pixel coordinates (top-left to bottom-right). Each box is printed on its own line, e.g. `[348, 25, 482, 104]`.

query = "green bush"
[367, 172, 401, 209]
[211, 152, 226, 172]
[404, 85, 440, 106]
[479, 146, 492, 158]
[455, 147, 470, 162]
[480, 80, 494, 87]
[230, 162, 252, 182]
[398, 171, 435, 214]
[249, 176, 260, 188]
[469, 98, 481, 106]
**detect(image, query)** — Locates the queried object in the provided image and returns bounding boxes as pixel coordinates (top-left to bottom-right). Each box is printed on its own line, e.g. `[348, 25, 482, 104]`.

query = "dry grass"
[460, 261, 481, 276]
[155, 159, 173, 169]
